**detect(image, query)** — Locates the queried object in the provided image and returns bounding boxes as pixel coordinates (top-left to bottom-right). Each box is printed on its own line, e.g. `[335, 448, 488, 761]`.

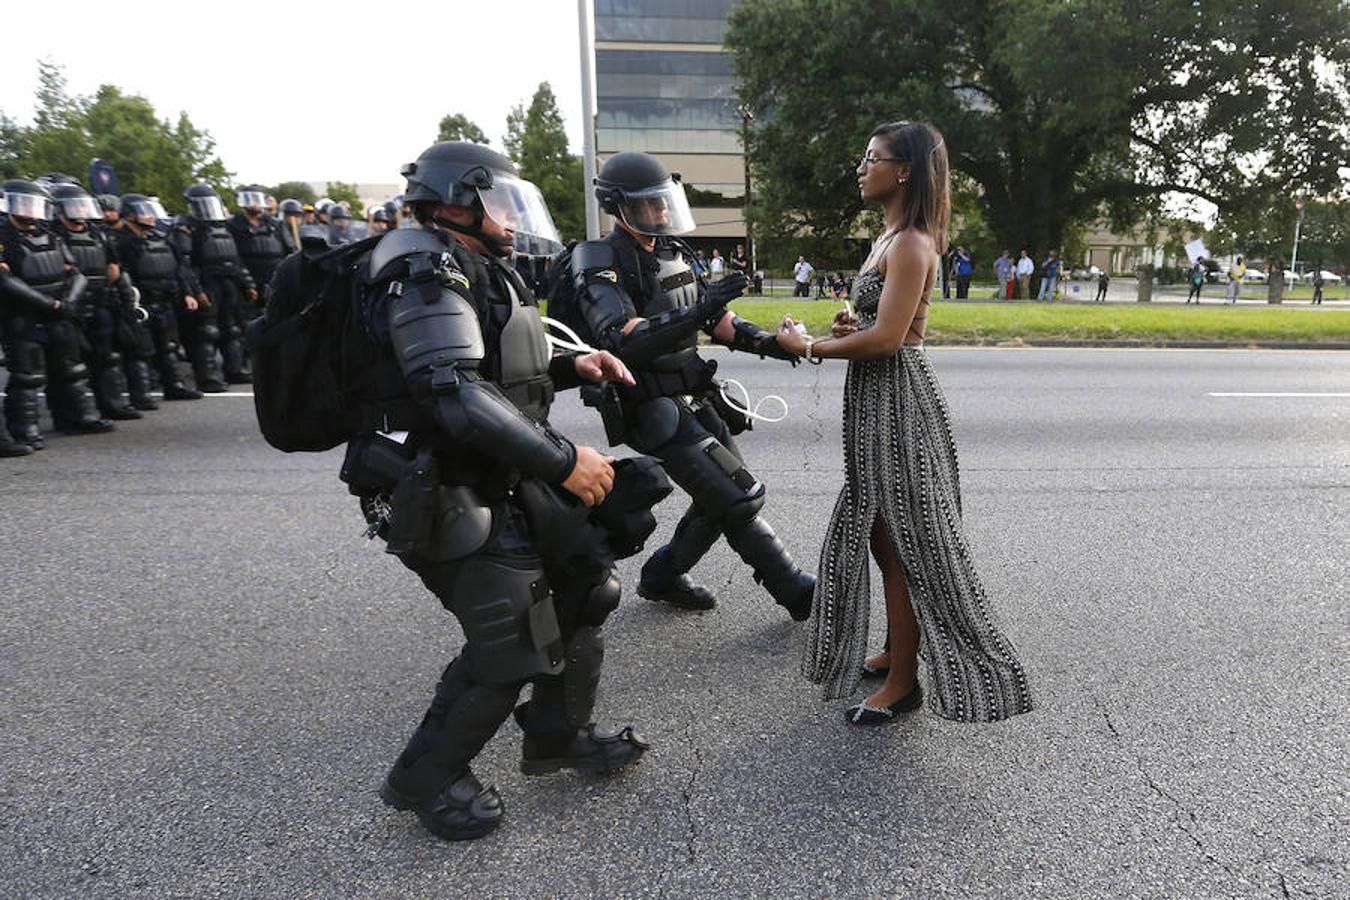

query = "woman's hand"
[776, 316, 807, 357]
[831, 309, 858, 338]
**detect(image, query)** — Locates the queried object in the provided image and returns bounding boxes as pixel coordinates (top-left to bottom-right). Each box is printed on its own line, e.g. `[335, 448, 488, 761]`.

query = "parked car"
[1069, 265, 1101, 280]
[1241, 267, 1268, 284]
[1204, 260, 1223, 283]
[1283, 270, 1300, 283]
[1315, 270, 1343, 284]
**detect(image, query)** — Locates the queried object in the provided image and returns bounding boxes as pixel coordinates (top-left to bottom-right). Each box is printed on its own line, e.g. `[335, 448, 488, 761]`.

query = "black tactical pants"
[1, 313, 101, 441]
[82, 300, 135, 416]
[143, 295, 194, 391]
[628, 395, 807, 605]
[202, 273, 251, 381]
[387, 500, 616, 800]
[177, 281, 225, 390]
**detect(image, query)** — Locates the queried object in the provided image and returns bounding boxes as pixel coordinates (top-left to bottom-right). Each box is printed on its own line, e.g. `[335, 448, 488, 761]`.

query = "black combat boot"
[380, 769, 503, 841]
[637, 545, 717, 610]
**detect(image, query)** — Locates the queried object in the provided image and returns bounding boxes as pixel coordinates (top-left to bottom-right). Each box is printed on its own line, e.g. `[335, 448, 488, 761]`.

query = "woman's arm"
[779, 234, 932, 362]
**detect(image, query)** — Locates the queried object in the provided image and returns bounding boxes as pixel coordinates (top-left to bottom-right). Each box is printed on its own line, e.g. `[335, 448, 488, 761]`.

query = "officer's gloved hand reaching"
[696, 271, 748, 324]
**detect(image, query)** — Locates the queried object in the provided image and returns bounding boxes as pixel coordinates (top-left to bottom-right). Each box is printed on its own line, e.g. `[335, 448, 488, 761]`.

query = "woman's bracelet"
[804, 337, 823, 364]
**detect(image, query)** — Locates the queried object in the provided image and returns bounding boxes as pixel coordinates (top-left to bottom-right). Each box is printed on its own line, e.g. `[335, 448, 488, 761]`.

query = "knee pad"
[226, 324, 243, 340]
[105, 350, 123, 367]
[201, 324, 222, 343]
[577, 572, 621, 627]
[442, 557, 565, 685]
[627, 397, 681, 451]
[669, 435, 765, 524]
[8, 370, 46, 390]
[62, 360, 91, 382]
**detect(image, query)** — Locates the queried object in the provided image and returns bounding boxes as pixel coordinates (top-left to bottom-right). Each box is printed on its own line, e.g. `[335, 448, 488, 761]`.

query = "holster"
[706, 378, 753, 435]
[582, 382, 628, 447]
[376, 447, 494, 561]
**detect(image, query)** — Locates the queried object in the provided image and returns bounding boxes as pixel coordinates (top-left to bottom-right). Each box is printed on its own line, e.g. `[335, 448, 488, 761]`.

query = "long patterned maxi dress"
[802, 269, 1033, 722]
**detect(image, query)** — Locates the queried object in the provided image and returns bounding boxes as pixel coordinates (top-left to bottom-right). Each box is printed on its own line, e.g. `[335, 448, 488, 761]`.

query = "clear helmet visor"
[615, 178, 695, 236]
[5, 192, 52, 220]
[189, 195, 228, 220]
[58, 196, 102, 220]
[236, 190, 267, 210]
[147, 199, 171, 222]
[477, 175, 563, 256]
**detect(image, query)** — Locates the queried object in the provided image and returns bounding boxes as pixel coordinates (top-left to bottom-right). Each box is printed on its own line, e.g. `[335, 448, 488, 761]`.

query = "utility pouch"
[582, 382, 628, 447]
[706, 378, 753, 435]
[384, 449, 439, 556]
[339, 434, 415, 495]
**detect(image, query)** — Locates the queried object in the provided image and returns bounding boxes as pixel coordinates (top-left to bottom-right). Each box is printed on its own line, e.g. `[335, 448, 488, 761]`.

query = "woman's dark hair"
[870, 121, 950, 253]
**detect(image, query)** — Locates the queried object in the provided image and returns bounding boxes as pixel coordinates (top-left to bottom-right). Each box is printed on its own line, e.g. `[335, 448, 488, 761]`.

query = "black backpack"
[543, 241, 591, 345]
[245, 235, 380, 452]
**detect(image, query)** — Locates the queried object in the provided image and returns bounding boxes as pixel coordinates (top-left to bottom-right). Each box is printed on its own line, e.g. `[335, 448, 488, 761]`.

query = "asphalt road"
[2, 348, 1347, 899]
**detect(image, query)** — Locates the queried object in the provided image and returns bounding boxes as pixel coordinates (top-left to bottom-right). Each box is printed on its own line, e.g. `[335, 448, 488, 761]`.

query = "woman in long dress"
[775, 121, 1033, 726]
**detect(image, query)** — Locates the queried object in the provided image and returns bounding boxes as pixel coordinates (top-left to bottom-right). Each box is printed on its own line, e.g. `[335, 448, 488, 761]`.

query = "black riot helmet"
[371, 206, 391, 224]
[279, 198, 304, 217]
[400, 141, 562, 256]
[594, 151, 696, 236]
[97, 193, 120, 212]
[2, 179, 53, 223]
[49, 182, 102, 223]
[119, 193, 162, 230]
[184, 183, 228, 221]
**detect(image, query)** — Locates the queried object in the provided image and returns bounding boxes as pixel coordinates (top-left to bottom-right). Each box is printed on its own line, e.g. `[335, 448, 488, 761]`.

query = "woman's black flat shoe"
[860, 661, 890, 679]
[845, 682, 924, 726]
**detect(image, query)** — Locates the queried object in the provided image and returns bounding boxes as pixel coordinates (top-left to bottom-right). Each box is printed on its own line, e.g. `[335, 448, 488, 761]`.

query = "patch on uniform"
[442, 268, 471, 292]
[594, 269, 618, 283]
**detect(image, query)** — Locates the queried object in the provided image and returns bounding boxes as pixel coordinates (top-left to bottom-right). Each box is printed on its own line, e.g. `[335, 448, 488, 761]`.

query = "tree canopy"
[726, 0, 1350, 261]
[505, 83, 584, 243]
[268, 181, 318, 204]
[437, 113, 489, 145]
[1, 61, 233, 207]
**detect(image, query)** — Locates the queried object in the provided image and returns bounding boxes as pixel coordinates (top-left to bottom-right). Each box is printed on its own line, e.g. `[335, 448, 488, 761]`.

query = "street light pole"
[737, 104, 754, 273]
[1290, 197, 1305, 284]
[578, 0, 600, 240]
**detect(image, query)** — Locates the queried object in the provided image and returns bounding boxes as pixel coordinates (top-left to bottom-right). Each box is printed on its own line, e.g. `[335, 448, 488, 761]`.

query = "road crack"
[1093, 696, 1241, 882]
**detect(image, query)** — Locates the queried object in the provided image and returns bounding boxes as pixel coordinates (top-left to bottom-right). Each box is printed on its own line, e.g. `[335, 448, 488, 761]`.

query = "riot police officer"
[570, 151, 814, 618]
[97, 194, 121, 229]
[326, 204, 354, 246]
[277, 199, 305, 254]
[0, 179, 113, 446]
[49, 183, 142, 420]
[369, 206, 393, 234]
[320, 142, 651, 841]
[172, 184, 256, 388]
[116, 194, 202, 402]
[227, 186, 288, 302]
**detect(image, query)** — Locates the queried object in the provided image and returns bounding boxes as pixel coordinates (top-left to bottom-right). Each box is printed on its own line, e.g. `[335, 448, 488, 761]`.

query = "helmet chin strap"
[433, 205, 513, 256]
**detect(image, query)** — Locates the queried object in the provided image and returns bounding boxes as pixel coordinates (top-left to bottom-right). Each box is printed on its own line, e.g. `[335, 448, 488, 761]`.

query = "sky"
[0, 0, 589, 187]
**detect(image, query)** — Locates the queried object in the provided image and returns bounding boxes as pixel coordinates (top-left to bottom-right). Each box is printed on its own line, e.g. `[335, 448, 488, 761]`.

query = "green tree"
[325, 180, 364, 216]
[437, 112, 489, 144]
[726, 0, 1350, 259]
[504, 83, 584, 242]
[1, 62, 233, 211]
[268, 181, 318, 203]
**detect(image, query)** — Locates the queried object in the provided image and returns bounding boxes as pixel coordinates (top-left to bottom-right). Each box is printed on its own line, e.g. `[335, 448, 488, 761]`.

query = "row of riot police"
[302, 141, 814, 842]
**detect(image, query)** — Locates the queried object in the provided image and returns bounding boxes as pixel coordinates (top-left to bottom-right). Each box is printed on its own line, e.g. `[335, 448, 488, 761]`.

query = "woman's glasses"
[859, 154, 904, 167]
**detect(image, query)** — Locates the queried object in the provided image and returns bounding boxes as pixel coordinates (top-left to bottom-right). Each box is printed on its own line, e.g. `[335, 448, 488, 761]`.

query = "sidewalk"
[946, 278, 1350, 307]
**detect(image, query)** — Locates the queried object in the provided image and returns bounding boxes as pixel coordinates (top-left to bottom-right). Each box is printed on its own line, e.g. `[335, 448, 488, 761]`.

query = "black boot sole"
[379, 781, 502, 842]
[520, 745, 646, 777]
[636, 583, 717, 610]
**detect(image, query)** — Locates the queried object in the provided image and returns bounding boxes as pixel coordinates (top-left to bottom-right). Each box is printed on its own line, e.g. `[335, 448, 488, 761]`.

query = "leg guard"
[0, 390, 33, 456]
[3, 340, 46, 446]
[93, 350, 139, 419]
[723, 515, 815, 621]
[124, 359, 159, 410]
[418, 554, 566, 685]
[45, 319, 108, 430]
[387, 655, 520, 800]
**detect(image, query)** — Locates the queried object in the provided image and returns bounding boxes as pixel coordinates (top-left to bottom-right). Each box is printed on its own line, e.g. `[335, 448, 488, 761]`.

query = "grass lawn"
[724, 299, 1350, 344]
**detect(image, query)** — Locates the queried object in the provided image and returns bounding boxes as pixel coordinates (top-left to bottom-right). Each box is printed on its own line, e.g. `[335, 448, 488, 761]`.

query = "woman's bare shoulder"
[879, 228, 936, 275]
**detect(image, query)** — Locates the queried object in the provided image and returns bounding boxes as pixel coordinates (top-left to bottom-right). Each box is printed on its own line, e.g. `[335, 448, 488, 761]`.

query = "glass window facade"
[595, 0, 737, 44]
[595, 49, 742, 155]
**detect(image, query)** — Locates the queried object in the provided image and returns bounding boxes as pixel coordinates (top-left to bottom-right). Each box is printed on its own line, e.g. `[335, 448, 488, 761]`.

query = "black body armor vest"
[3, 225, 68, 297]
[125, 232, 179, 293]
[191, 220, 245, 275]
[56, 225, 109, 288]
[231, 215, 285, 267]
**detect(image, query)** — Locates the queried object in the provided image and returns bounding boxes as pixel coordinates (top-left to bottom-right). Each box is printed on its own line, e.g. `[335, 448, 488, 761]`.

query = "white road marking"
[1207, 392, 1350, 397]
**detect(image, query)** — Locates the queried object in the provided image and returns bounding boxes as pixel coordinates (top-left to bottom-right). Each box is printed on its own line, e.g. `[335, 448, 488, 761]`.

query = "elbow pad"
[431, 379, 575, 484]
[614, 305, 711, 366]
[724, 315, 798, 363]
[387, 254, 485, 378]
[0, 268, 60, 315]
[572, 240, 636, 355]
[62, 269, 89, 310]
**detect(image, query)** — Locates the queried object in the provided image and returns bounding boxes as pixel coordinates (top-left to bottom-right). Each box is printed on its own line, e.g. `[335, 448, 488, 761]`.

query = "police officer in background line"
[227, 186, 288, 304]
[570, 151, 815, 619]
[277, 199, 305, 254]
[49, 182, 142, 420]
[116, 194, 202, 403]
[321, 141, 652, 841]
[1, 179, 113, 448]
[172, 184, 256, 387]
